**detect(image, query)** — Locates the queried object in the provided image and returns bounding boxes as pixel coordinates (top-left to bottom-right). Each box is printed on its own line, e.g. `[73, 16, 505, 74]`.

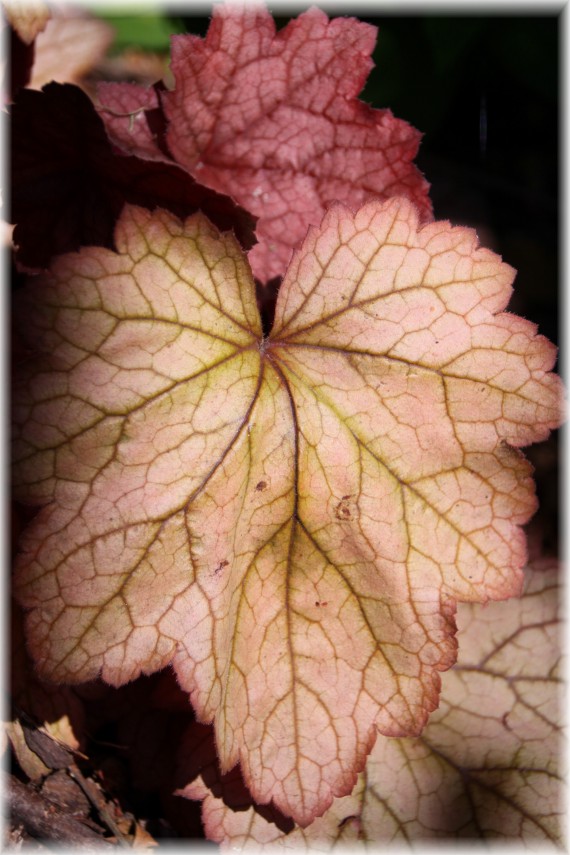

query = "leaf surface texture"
[13, 198, 562, 824]
[179, 564, 563, 846]
[98, 4, 432, 283]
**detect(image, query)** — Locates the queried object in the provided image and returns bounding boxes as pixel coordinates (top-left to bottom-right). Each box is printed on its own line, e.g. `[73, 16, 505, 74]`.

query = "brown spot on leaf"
[255, 480, 268, 492]
[214, 560, 229, 577]
[335, 495, 353, 520]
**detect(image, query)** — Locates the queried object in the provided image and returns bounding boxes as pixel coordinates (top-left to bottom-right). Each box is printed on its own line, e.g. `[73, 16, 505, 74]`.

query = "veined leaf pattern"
[12, 198, 562, 824]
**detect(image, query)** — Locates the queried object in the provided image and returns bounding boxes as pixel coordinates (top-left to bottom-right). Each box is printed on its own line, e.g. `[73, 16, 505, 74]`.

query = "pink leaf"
[12, 199, 563, 825]
[97, 82, 167, 163]
[98, 5, 432, 283]
[184, 562, 562, 845]
[164, 5, 432, 282]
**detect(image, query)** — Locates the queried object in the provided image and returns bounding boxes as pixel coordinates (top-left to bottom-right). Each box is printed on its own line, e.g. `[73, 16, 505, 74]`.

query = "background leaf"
[179, 561, 563, 847]
[10, 83, 256, 269]
[97, 4, 431, 284]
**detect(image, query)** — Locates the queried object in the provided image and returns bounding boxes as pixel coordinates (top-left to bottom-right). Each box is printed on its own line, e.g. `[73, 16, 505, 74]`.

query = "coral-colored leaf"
[10, 82, 256, 270]
[184, 563, 562, 846]
[97, 82, 168, 163]
[12, 198, 562, 825]
[98, 5, 431, 283]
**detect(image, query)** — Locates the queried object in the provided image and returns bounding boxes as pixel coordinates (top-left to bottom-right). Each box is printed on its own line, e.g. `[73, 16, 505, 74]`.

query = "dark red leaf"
[10, 82, 256, 270]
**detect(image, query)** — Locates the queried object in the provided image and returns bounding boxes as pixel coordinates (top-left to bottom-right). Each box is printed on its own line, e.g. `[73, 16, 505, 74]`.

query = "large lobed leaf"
[179, 563, 563, 846]
[98, 4, 431, 283]
[12, 198, 562, 825]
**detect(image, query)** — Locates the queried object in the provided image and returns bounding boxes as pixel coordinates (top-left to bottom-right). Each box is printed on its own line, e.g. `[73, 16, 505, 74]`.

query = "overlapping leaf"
[10, 82, 255, 270]
[98, 4, 432, 283]
[178, 563, 563, 847]
[97, 81, 170, 164]
[12, 197, 562, 825]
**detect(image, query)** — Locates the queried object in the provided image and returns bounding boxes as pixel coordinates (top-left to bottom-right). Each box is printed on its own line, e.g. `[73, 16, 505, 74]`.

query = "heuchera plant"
[10, 3, 564, 845]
